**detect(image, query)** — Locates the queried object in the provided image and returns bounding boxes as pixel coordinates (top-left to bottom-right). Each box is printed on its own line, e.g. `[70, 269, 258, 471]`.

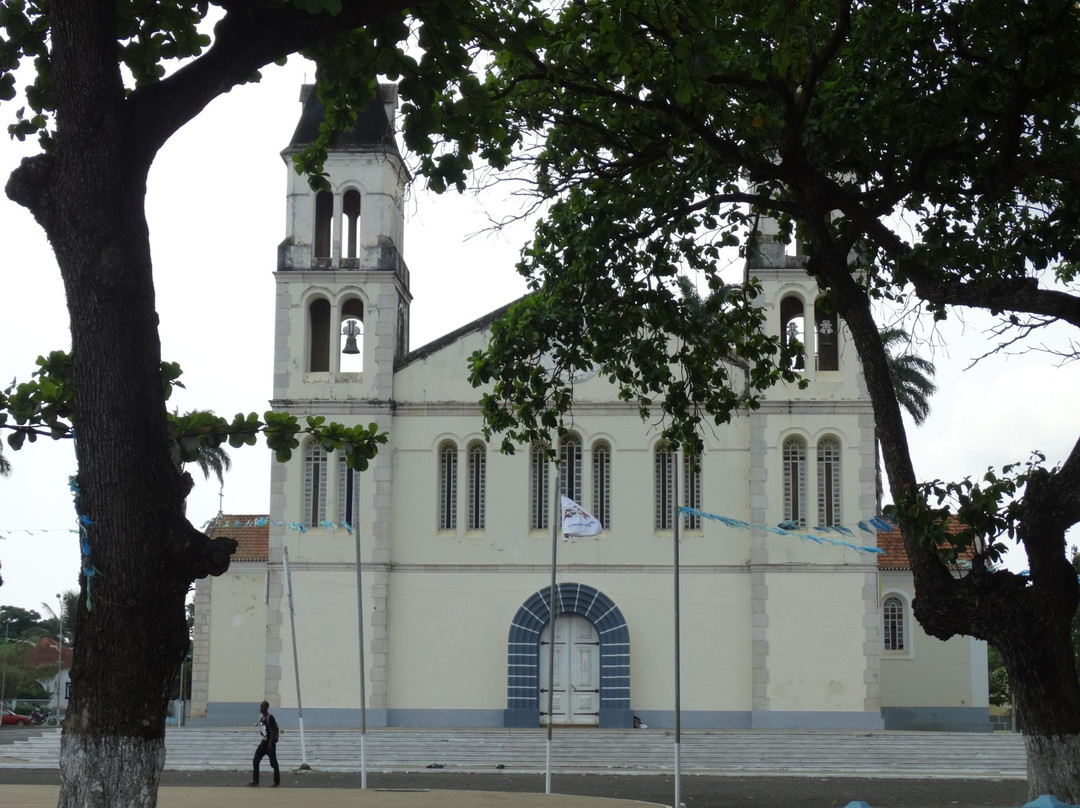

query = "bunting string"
[200, 516, 354, 535]
[680, 507, 889, 555]
[204, 512, 891, 555]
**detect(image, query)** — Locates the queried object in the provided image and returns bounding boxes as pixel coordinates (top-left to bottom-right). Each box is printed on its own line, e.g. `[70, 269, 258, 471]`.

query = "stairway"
[0, 728, 1027, 778]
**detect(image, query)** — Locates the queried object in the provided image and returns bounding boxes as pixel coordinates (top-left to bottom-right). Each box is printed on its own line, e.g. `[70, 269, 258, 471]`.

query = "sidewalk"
[2, 785, 666, 808]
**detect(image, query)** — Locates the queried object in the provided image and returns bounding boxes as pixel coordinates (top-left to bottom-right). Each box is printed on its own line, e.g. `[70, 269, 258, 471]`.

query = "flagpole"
[545, 459, 562, 795]
[673, 449, 682, 808]
[281, 547, 311, 770]
[354, 522, 368, 789]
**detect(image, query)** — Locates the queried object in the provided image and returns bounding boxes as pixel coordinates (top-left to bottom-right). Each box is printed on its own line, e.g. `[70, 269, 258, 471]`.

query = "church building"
[190, 85, 989, 732]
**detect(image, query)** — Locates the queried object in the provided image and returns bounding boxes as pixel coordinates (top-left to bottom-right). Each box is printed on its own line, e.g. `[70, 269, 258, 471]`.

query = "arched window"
[780, 295, 805, 371]
[560, 435, 582, 505]
[338, 453, 361, 528]
[304, 443, 329, 527]
[343, 189, 361, 260]
[683, 452, 702, 531]
[782, 436, 807, 528]
[592, 441, 611, 531]
[883, 595, 906, 652]
[655, 445, 676, 530]
[308, 298, 330, 372]
[438, 442, 457, 532]
[314, 190, 334, 259]
[817, 436, 841, 527]
[340, 297, 364, 373]
[467, 442, 486, 531]
[530, 445, 549, 531]
[815, 299, 839, 371]
[396, 295, 409, 358]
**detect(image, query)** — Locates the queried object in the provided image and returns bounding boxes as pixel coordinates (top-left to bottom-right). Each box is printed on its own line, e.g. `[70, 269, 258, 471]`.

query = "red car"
[1, 708, 31, 726]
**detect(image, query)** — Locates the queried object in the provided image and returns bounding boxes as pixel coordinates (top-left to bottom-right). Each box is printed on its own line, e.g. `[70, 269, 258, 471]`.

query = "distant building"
[190, 86, 987, 732]
[30, 637, 72, 714]
[876, 526, 989, 730]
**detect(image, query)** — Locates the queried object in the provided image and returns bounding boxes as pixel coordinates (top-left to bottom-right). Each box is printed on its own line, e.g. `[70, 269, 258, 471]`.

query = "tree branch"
[127, 1, 415, 159]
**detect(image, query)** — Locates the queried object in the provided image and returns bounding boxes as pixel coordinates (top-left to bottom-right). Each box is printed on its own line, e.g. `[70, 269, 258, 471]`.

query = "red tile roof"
[30, 638, 73, 670]
[205, 514, 269, 562]
[876, 520, 971, 570]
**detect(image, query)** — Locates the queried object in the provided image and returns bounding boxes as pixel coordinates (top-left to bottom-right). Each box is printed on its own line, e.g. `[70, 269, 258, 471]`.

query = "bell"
[817, 319, 837, 349]
[341, 319, 361, 354]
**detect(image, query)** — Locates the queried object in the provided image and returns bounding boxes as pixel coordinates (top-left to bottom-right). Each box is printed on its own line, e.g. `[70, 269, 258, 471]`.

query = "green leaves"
[889, 453, 1049, 566]
[0, 351, 387, 474]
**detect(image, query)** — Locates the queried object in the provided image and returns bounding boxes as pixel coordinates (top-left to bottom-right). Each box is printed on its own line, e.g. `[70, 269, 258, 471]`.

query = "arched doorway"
[504, 582, 632, 728]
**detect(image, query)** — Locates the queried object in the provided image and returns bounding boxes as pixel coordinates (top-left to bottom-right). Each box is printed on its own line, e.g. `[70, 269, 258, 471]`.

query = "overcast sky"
[1, 57, 1077, 615]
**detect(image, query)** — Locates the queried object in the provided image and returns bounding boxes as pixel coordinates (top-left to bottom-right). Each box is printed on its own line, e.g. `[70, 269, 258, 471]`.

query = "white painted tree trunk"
[59, 733, 166, 808]
[1025, 734, 1080, 804]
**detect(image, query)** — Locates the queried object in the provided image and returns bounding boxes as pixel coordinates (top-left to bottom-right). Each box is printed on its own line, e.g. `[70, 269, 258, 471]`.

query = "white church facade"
[190, 85, 989, 732]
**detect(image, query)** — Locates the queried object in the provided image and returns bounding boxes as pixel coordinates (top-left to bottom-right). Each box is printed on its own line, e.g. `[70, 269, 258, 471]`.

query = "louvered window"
[560, 435, 582, 504]
[883, 596, 905, 652]
[530, 445, 549, 531]
[655, 446, 676, 531]
[304, 443, 328, 527]
[337, 453, 361, 528]
[817, 437, 841, 527]
[683, 453, 702, 531]
[438, 442, 457, 531]
[467, 442, 486, 531]
[592, 441, 611, 531]
[782, 437, 807, 528]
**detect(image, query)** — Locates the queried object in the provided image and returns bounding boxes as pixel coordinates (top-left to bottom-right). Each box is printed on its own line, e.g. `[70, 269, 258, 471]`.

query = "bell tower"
[274, 83, 411, 404]
[264, 86, 409, 717]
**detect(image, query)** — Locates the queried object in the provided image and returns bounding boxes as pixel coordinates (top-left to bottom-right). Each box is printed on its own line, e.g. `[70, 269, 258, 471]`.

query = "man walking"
[249, 700, 281, 787]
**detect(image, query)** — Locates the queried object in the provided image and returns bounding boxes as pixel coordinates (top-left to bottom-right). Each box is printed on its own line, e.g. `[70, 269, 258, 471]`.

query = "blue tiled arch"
[504, 582, 632, 728]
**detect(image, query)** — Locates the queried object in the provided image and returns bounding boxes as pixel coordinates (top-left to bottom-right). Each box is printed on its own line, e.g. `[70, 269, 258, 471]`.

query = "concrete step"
[0, 728, 1028, 779]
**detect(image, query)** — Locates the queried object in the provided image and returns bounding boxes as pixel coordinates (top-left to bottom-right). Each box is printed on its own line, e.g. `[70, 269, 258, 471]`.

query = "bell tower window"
[780, 296, 806, 371]
[343, 189, 361, 260]
[815, 299, 839, 371]
[340, 297, 364, 373]
[308, 298, 331, 372]
[314, 191, 334, 260]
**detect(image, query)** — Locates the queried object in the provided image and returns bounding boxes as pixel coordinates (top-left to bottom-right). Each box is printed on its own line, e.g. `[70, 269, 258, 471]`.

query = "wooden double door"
[539, 614, 600, 726]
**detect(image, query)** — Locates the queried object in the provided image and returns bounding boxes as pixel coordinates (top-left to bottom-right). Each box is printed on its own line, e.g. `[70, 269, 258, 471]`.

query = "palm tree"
[190, 442, 231, 490]
[168, 409, 232, 486]
[877, 327, 938, 510]
[165, 409, 232, 518]
[881, 327, 938, 425]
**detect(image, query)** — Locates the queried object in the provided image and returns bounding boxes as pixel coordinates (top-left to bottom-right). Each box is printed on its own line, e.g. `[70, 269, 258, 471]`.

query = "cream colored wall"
[765, 572, 871, 712]
[620, 571, 753, 712]
[274, 567, 374, 709]
[206, 566, 267, 704]
[381, 569, 752, 713]
[879, 571, 989, 708]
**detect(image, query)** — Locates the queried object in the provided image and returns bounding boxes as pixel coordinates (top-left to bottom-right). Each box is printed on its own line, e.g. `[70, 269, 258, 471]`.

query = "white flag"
[561, 496, 603, 539]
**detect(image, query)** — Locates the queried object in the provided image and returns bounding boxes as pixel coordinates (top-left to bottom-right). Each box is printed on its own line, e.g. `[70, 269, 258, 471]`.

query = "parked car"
[1, 708, 31, 726]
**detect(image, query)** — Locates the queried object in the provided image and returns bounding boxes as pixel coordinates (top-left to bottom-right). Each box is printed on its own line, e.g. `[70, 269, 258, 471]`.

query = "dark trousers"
[253, 740, 280, 785]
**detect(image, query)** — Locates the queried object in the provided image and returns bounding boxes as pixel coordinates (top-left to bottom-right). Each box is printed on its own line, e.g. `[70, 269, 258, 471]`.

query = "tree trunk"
[4, 4, 235, 805]
[803, 227, 1080, 801]
[1025, 735, 1080, 802]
